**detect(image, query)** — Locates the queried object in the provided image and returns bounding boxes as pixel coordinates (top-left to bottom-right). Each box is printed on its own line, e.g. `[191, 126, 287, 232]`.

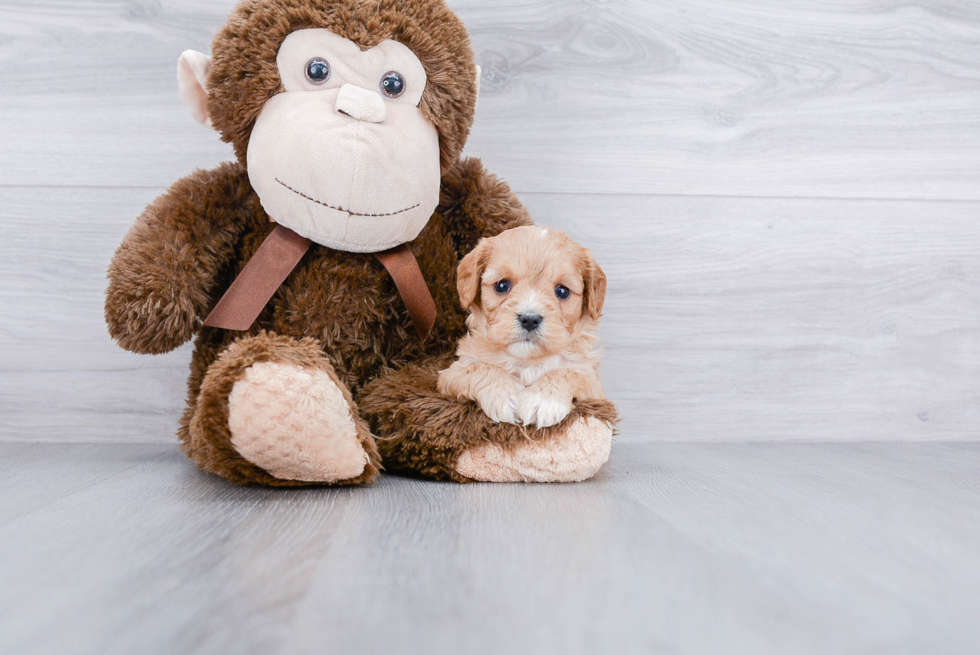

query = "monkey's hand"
[105, 163, 254, 354]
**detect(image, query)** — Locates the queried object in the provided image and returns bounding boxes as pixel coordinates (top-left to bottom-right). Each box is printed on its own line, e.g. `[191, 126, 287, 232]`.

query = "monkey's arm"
[106, 162, 256, 354]
[438, 157, 534, 259]
[361, 358, 620, 482]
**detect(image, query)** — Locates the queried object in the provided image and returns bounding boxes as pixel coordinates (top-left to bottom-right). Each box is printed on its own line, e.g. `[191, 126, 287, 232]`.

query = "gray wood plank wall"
[1, 0, 979, 443]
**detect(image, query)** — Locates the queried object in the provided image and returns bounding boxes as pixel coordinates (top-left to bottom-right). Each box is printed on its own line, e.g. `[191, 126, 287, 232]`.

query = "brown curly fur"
[108, 157, 533, 485]
[105, 162, 261, 355]
[105, 0, 617, 486]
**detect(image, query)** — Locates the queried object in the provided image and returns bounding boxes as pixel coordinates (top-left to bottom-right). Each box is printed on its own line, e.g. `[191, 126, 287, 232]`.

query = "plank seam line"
[1, 183, 978, 205]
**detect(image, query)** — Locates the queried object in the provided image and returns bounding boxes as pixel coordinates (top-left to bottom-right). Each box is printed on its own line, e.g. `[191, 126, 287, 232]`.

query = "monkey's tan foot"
[455, 416, 613, 483]
[182, 331, 379, 487]
[228, 362, 368, 482]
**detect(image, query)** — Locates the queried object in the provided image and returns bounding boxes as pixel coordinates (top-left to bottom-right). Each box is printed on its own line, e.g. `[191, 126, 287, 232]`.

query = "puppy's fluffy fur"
[438, 226, 607, 427]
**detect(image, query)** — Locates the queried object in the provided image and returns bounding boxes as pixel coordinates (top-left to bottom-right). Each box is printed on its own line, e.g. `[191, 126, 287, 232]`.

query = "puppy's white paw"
[478, 386, 520, 424]
[517, 390, 572, 428]
[535, 395, 573, 428]
[516, 391, 540, 425]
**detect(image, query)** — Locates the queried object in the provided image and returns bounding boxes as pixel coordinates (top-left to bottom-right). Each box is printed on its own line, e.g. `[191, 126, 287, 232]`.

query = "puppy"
[438, 226, 607, 428]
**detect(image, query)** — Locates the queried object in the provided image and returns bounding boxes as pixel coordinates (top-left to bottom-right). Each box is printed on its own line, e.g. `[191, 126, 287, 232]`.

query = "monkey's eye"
[494, 280, 511, 294]
[380, 71, 406, 98]
[555, 284, 571, 300]
[305, 57, 331, 85]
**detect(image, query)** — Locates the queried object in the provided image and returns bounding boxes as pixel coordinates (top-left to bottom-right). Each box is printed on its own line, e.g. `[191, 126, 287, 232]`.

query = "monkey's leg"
[181, 332, 380, 487]
[359, 360, 618, 483]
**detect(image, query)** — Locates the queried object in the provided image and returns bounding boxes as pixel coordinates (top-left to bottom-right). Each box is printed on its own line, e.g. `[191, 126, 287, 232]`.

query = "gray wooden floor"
[2, 2, 980, 653]
[1, 442, 978, 655]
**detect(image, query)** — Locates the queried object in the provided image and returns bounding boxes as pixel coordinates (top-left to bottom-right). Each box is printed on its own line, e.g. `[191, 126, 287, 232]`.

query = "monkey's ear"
[177, 50, 213, 128]
[582, 251, 607, 321]
[457, 238, 491, 310]
[474, 64, 482, 107]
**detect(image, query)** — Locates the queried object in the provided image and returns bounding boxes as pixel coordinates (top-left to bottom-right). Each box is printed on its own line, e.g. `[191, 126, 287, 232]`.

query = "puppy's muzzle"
[518, 312, 543, 333]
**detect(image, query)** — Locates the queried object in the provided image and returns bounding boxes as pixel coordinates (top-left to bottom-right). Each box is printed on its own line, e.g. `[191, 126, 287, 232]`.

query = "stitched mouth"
[275, 178, 420, 218]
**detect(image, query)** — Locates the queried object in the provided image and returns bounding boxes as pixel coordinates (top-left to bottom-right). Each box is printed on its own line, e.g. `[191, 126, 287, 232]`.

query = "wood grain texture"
[0, 442, 977, 654]
[0, 0, 977, 198]
[3, 187, 978, 443]
[1, 1, 978, 443]
[0, 442, 172, 526]
[523, 193, 980, 441]
[2, 4, 978, 651]
[0, 186, 191, 442]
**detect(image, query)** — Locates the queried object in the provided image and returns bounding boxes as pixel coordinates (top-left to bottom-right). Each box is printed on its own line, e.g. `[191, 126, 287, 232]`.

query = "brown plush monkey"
[105, 0, 618, 486]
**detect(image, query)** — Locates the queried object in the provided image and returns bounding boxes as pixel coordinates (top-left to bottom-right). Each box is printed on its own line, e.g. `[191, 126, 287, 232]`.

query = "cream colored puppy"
[438, 226, 607, 428]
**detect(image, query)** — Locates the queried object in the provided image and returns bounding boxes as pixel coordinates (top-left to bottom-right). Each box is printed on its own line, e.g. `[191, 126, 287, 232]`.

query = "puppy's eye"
[305, 57, 331, 84]
[494, 280, 511, 294]
[555, 284, 570, 300]
[380, 71, 406, 98]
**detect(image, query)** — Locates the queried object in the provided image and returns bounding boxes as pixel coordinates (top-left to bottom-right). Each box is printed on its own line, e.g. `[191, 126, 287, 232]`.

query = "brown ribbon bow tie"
[203, 223, 436, 341]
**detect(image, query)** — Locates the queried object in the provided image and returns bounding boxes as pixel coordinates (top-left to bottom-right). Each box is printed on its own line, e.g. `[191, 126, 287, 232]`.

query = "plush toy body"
[105, 0, 618, 486]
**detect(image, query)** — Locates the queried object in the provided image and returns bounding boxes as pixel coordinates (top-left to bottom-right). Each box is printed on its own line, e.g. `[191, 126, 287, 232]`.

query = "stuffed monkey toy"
[106, 0, 618, 486]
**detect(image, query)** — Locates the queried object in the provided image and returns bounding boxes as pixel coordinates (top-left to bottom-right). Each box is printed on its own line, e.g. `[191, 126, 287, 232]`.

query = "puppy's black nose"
[518, 313, 543, 332]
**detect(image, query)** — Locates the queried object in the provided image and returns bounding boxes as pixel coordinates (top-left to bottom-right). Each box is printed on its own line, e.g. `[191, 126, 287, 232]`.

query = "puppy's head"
[456, 226, 606, 359]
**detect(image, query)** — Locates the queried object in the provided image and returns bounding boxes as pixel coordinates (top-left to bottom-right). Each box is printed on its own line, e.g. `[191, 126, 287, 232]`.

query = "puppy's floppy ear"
[457, 238, 492, 310]
[581, 249, 607, 321]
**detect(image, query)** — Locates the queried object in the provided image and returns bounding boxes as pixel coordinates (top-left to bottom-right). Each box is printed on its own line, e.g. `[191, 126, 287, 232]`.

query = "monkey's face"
[245, 29, 442, 252]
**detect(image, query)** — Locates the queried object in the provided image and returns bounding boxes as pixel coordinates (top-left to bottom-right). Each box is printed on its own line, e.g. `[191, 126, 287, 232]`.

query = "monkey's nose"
[335, 83, 387, 123]
[518, 313, 543, 332]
